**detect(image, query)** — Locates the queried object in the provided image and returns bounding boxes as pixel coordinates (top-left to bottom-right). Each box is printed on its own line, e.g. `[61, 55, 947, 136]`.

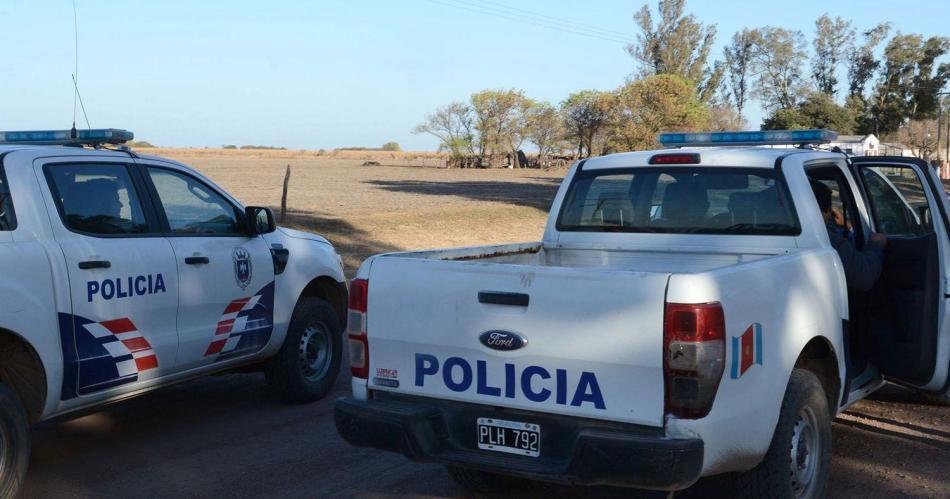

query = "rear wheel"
[735, 369, 831, 499]
[446, 466, 533, 493]
[0, 383, 29, 499]
[265, 297, 342, 403]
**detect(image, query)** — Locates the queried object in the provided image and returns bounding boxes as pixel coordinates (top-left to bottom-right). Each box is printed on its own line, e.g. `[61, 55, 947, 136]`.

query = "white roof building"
[828, 134, 880, 156]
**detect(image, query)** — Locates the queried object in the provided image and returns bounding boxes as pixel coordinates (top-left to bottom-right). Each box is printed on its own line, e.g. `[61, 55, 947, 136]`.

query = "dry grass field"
[153, 148, 567, 273]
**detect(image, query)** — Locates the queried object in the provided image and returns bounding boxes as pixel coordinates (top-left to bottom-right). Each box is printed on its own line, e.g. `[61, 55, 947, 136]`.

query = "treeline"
[416, 0, 949, 163]
[414, 75, 707, 167]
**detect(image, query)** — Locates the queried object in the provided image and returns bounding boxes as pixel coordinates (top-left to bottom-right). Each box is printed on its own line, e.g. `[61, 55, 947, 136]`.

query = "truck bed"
[382, 242, 778, 274]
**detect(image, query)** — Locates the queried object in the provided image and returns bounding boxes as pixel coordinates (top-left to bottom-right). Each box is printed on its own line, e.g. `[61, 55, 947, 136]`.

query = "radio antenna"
[71, 0, 90, 133]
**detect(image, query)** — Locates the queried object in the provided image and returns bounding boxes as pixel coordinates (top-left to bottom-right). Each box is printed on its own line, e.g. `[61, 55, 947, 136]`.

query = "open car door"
[849, 156, 950, 399]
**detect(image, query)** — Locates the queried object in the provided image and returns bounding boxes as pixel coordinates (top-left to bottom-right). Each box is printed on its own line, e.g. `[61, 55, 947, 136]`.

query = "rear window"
[0, 163, 15, 231]
[556, 167, 800, 235]
[45, 163, 150, 235]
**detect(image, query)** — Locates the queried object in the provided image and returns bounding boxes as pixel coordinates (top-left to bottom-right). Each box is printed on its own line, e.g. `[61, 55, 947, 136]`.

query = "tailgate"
[365, 256, 670, 427]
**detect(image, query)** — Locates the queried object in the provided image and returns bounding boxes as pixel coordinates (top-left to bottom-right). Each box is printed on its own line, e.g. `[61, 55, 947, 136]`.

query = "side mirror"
[245, 206, 277, 235]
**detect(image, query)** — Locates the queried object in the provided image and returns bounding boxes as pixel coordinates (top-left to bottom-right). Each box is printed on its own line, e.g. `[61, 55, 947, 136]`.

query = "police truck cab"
[0, 129, 348, 496]
[335, 130, 950, 498]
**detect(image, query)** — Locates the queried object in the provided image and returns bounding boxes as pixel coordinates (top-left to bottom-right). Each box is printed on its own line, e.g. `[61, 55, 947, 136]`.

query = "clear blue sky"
[1, 1, 947, 150]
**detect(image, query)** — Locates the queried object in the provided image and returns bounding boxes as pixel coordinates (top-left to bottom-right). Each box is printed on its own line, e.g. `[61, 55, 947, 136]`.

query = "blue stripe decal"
[755, 324, 763, 365]
[731, 336, 740, 379]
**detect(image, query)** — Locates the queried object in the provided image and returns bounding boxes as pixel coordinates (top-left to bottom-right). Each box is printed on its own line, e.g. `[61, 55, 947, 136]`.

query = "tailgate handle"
[478, 291, 529, 307]
[78, 260, 111, 270]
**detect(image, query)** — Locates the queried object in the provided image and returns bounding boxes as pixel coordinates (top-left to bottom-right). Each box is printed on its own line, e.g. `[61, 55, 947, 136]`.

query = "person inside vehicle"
[810, 179, 887, 291]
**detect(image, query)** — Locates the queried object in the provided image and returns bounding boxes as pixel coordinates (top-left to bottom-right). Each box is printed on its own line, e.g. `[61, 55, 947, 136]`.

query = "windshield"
[556, 167, 800, 235]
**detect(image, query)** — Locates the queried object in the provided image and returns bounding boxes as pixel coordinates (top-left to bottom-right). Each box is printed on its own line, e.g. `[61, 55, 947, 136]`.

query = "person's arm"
[829, 230, 886, 292]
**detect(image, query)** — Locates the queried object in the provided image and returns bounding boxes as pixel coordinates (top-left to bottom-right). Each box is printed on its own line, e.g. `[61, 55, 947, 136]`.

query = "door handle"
[78, 260, 111, 270]
[478, 291, 530, 307]
[185, 256, 210, 265]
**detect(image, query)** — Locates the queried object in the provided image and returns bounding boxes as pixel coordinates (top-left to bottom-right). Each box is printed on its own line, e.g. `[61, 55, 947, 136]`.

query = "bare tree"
[812, 14, 854, 97]
[894, 119, 939, 160]
[412, 102, 475, 162]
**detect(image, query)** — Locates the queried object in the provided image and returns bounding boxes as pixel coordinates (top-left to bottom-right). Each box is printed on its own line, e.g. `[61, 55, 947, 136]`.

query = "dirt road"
[22, 154, 949, 497]
[22, 372, 949, 498]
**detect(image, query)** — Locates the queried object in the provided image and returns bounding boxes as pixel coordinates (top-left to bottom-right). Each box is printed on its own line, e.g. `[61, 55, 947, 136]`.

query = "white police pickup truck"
[335, 130, 950, 498]
[0, 129, 348, 496]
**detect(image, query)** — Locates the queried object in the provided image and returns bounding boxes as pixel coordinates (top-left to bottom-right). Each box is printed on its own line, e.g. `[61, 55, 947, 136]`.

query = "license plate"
[476, 417, 540, 457]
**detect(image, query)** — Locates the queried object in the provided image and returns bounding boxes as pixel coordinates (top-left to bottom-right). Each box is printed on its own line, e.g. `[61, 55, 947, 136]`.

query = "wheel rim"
[298, 323, 332, 382]
[789, 405, 821, 498]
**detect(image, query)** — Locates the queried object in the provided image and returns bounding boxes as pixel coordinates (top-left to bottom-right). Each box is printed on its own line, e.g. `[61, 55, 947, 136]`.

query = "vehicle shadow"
[365, 179, 562, 212]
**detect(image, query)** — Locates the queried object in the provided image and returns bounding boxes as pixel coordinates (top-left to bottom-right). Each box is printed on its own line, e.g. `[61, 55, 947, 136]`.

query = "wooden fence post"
[280, 164, 291, 223]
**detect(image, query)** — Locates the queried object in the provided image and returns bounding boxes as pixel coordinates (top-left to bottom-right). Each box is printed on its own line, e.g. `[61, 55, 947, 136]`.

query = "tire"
[265, 297, 342, 404]
[918, 389, 950, 406]
[735, 369, 832, 499]
[0, 383, 29, 499]
[445, 466, 533, 493]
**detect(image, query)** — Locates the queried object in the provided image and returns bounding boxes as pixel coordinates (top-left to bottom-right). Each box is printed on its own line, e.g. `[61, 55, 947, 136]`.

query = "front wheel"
[735, 369, 832, 499]
[0, 382, 29, 499]
[265, 297, 342, 403]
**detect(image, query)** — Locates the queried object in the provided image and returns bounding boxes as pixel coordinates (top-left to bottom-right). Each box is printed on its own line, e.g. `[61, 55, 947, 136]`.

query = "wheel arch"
[0, 327, 48, 423]
[298, 276, 348, 331]
[794, 335, 842, 415]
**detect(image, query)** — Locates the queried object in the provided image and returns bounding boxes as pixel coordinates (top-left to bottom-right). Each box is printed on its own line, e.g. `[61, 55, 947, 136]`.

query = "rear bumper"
[334, 394, 703, 491]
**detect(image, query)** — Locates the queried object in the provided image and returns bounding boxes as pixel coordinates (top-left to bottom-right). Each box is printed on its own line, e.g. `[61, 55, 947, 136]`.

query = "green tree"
[761, 92, 857, 133]
[470, 89, 534, 167]
[846, 23, 892, 134]
[381, 142, 401, 151]
[628, 0, 722, 102]
[412, 101, 475, 162]
[847, 23, 891, 100]
[750, 27, 808, 111]
[611, 74, 710, 151]
[723, 28, 756, 120]
[525, 102, 563, 165]
[871, 34, 950, 134]
[561, 90, 616, 158]
[812, 14, 854, 97]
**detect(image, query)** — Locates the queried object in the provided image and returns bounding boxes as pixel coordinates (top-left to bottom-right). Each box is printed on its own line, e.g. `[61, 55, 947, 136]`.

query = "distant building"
[878, 142, 913, 157]
[828, 134, 880, 156]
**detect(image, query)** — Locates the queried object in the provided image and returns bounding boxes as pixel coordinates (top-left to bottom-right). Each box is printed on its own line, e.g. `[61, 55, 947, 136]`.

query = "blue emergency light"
[0, 128, 134, 146]
[657, 129, 837, 148]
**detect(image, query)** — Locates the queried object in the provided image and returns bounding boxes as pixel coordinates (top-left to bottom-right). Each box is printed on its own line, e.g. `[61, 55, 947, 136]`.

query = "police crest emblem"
[233, 247, 253, 289]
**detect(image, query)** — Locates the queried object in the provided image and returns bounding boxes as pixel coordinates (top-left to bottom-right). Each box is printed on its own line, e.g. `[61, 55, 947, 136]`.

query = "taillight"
[663, 302, 725, 419]
[348, 278, 369, 379]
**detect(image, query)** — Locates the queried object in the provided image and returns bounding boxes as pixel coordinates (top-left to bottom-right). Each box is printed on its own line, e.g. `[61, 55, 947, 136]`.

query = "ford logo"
[479, 330, 527, 351]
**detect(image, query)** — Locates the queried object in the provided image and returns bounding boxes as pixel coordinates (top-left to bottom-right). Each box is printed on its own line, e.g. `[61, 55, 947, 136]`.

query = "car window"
[46, 164, 149, 235]
[859, 166, 933, 237]
[0, 164, 15, 231]
[148, 168, 241, 235]
[557, 167, 799, 235]
[806, 167, 859, 236]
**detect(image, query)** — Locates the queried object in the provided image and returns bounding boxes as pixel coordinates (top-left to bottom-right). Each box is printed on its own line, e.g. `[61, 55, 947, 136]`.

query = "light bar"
[0, 128, 134, 146]
[658, 129, 837, 148]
